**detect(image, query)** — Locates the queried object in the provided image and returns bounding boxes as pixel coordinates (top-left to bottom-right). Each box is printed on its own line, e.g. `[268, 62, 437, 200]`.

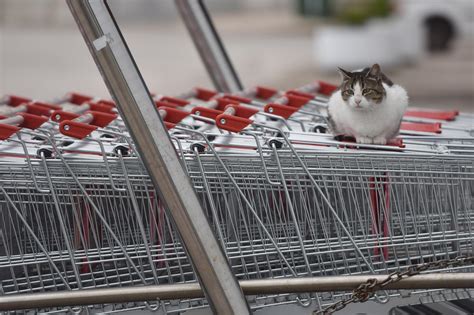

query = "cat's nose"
[355, 99, 361, 105]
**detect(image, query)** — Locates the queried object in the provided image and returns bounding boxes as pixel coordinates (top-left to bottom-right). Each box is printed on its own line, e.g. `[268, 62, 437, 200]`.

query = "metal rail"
[1, 274, 473, 311]
[175, 0, 243, 92]
[66, 1, 250, 314]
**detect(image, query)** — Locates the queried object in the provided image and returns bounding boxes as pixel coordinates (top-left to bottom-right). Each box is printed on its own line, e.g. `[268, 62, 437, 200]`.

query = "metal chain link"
[313, 255, 474, 315]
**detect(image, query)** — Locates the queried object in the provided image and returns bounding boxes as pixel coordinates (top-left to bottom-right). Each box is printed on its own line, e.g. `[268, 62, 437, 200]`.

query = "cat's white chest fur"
[327, 83, 408, 144]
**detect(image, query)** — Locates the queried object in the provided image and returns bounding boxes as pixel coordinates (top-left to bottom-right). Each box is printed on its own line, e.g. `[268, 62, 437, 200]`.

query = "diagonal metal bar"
[175, 0, 243, 92]
[66, 1, 250, 314]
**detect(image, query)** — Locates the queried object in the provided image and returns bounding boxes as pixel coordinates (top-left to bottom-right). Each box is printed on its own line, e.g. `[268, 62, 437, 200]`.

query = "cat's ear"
[367, 63, 381, 77]
[338, 67, 352, 80]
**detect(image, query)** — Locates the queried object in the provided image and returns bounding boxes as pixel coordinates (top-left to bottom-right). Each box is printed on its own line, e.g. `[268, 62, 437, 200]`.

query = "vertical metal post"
[66, 1, 250, 314]
[175, 0, 243, 92]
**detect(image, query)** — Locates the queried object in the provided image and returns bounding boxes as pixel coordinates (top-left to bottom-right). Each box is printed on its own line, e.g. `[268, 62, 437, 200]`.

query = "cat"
[327, 64, 408, 145]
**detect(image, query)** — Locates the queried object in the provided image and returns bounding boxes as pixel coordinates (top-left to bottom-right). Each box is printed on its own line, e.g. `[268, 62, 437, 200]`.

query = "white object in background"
[313, 24, 403, 72]
[367, 17, 425, 64]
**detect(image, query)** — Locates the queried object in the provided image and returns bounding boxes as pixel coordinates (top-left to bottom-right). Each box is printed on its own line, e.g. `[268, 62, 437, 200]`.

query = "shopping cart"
[1, 80, 473, 314]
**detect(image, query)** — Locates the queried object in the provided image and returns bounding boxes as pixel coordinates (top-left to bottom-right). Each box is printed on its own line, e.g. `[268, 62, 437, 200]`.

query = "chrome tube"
[175, 0, 243, 92]
[65, 1, 250, 314]
[1, 273, 473, 311]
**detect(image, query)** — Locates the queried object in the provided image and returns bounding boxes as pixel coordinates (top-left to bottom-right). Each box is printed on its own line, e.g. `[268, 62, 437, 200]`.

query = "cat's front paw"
[356, 137, 373, 144]
[373, 136, 388, 145]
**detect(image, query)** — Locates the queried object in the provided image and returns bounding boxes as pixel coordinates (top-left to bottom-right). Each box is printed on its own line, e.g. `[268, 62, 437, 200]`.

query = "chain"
[313, 255, 474, 315]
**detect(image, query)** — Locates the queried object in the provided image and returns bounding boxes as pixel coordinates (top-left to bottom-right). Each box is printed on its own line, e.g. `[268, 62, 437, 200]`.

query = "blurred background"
[0, 0, 473, 112]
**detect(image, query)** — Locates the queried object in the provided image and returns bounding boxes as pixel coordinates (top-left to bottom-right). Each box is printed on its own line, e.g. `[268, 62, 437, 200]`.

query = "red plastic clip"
[224, 104, 259, 119]
[159, 106, 190, 124]
[0, 113, 48, 140]
[404, 109, 458, 121]
[60, 120, 98, 139]
[318, 81, 338, 96]
[216, 114, 252, 133]
[191, 106, 223, 120]
[255, 86, 278, 100]
[86, 101, 116, 113]
[51, 110, 80, 123]
[195, 87, 218, 101]
[214, 97, 240, 111]
[337, 135, 405, 148]
[164, 122, 176, 130]
[5, 95, 32, 107]
[67, 92, 94, 105]
[223, 95, 252, 104]
[286, 90, 315, 99]
[155, 101, 181, 109]
[89, 111, 118, 127]
[96, 99, 116, 107]
[0, 124, 20, 140]
[264, 103, 298, 119]
[159, 96, 189, 107]
[286, 94, 311, 108]
[52, 110, 117, 127]
[401, 122, 442, 134]
[18, 113, 49, 129]
[28, 101, 61, 115]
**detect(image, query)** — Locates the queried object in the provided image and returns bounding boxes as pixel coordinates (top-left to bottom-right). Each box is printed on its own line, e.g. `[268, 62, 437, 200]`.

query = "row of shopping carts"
[0, 80, 473, 314]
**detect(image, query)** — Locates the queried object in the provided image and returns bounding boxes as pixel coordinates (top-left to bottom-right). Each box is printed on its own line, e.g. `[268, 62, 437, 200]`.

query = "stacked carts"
[0, 82, 473, 313]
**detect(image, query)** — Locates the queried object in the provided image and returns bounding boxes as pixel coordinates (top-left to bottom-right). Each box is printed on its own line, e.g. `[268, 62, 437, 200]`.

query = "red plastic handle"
[67, 92, 94, 105]
[159, 96, 189, 107]
[0, 124, 20, 140]
[286, 90, 315, 99]
[264, 103, 298, 119]
[155, 101, 181, 109]
[404, 110, 458, 121]
[255, 86, 278, 100]
[5, 95, 32, 107]
[286, 94, 310, 108]
[215, 97, 240, 111]
[224, 95, 252, 104]
[225, 104, 259, 119]
[195, 87, 218, 101]
[89, 111, 118, 127]
[165, 122, 176, 130]
[51, 110, 116, 127]
[337, 135, 405, 148]
[18, 113, 48, 129]
[96, 99, 116, 107]
[26, 103, 56, 117]
[159, 106, 190, 124]
[51, 110, 80, 122]
[30, 101, 61, 110]
[401, 122, 442, 133]
[87, 101, 115, 113]
[318, 81, 338, 96]
[216, 114, 252, 132]
[60, 120, 98, 139]
[191, 106, 223, 120]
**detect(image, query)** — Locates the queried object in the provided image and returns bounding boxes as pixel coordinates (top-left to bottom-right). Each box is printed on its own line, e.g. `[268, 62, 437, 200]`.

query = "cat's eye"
[363, 89, 376, 94]
[343, 90, 354, 96]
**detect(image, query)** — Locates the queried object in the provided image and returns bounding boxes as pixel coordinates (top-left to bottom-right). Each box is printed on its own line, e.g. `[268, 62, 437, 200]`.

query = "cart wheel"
[313, 125, 327, 133]
[36, 148, 53, 159]
[113, 145, 130, 156]
[191, 142, 206, 153]
[268, 138, 284, 149]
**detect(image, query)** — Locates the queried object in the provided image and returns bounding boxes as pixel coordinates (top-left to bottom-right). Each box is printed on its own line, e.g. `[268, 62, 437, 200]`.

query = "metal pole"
[1, 273, 474, 311]
[175, 0, 243, 92]
[66, 1, 250, 314]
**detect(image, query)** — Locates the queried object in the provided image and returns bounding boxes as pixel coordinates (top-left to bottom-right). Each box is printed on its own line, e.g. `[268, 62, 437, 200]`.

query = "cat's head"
[338, 64, 386, 110]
